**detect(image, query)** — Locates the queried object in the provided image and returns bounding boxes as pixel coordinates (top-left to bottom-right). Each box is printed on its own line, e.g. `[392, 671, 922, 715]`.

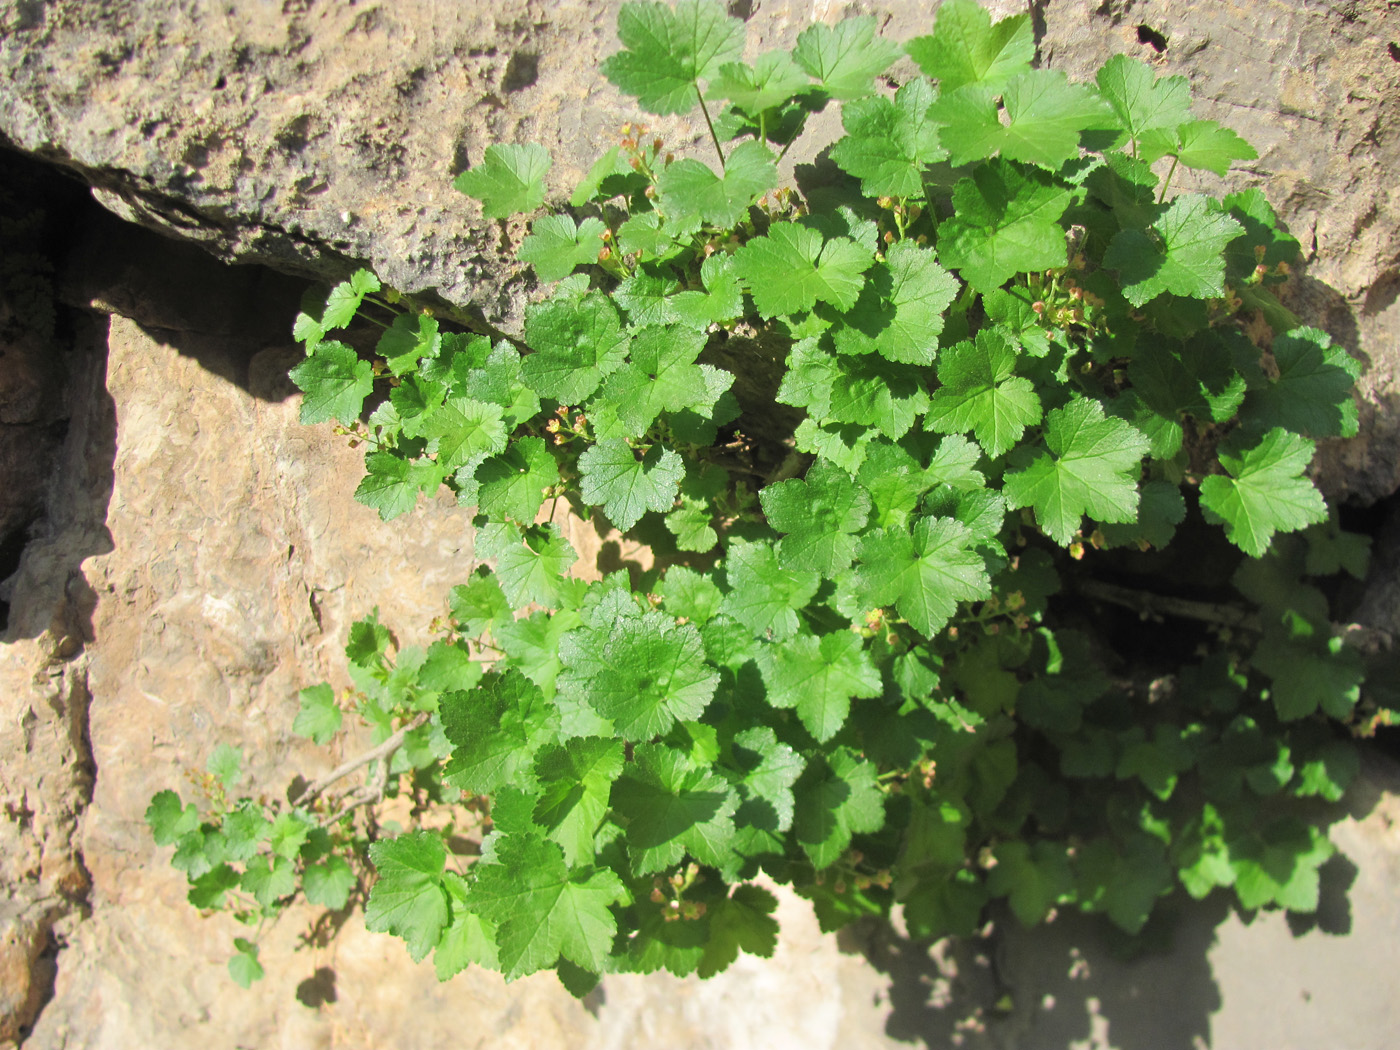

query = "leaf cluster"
[158, 0, 1372, 992]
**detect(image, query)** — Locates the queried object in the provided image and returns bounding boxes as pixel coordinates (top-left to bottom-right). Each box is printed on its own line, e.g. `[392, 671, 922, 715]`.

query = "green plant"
[150, 0, 1380, 994]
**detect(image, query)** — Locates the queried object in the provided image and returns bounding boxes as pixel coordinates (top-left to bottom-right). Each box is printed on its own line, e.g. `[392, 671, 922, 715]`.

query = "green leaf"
[474, 437, 559, 523]
[931, 70, 1116, 169]
[467, 833, 627, 978]
[293, 683, 343, 745]
[228, 942, 264, 988]
[579, 441, 685, 532]
[612, 743, 739, 874]
[830, 78, 946, 198]
[453, 143, 550, 219]
[241, 854, 297, 908]
[518, 215, 608, 282]
[1173, 119, 1257, 176]
[601, 0, 744, 115]
[1002, 397, 1150, 546]
[187, 865, 240, 910]
[220, 803, 271, 863]
[146, 790, 199, 846]
[855, 517, 991, 637]
[658, 140, 777, 227]
[424, 397, 508, 473]
[670, 252, 744, 329]
[594, 326, 728, 441]
[938, 160, 1073, 294]
[377, 313, 440, 378]
[1094, 55, 1192, 148]
[721, 538, 821, 641]
[1228, 817, 1332, 911]
[268, 811, 313, 860]
[1104, 194, 1243, 307]
[320, 269, 380, 330]
[496, 609, 580, 698]
[698, 884, 780, 977]
[708, 52, 811, 113]
[571, 145, 646, 207]
[578, 610, 718, 739]
[365, 831, 450, 963]
[442, 671, 560, 794]
[290, 342, 373, 425]
[791, 15, 900, 100]
[728, 726, 804, 854]
[817, 354, 928, 441]
[1291, 729, 1359, 803]
[760, 459, 870, 575]
[734, 221, 874, 317]
[449, 572, 511, 637]
[1244, 327, 1360, 439]
[758, 631, 881, 742]
[354, 451, 444, 521]
[303, 856, 356, 910]
[832, 240, 959, 366]
[206, 744, 242, 790]
[906, 0, 1034, 93]
[521, 292, 630, 405]
[987, 839, 1073, 926]
[926, 328, 1041, 457]
[476, 522, 578, 608]
[666, 499, 718, 553]
[1254, 611, 1364, 721]
[435, 873, 500, 980]
[1116, 725, 1198, 800]
[532, 737, 627, 866]
[1199, 429, 1327, 557]
[793, 747, 885, 870]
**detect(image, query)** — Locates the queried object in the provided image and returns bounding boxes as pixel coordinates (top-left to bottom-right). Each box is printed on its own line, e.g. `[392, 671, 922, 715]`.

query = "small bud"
[1253, 263, 1268, 278]
[1276, 261, 1291, 275]
[883, 230, 895, 244]
[598, 246, 613, 263]
[1254, 244, 1267, 261]
[644, 185, 657, 199]
[1031, 300, 1046, 314]
[876, 196, 894, 209]
[600, 228, 612, 242]
[665, 152, 675, 165]
[652, 138, 663, 152]
[629, 157, 641, 170]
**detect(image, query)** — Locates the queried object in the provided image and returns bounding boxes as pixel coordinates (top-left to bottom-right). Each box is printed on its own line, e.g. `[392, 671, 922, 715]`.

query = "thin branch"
[294, 712, 431, 806]
[697, 87, 726, 171]
[1075, 578, 1259, 631]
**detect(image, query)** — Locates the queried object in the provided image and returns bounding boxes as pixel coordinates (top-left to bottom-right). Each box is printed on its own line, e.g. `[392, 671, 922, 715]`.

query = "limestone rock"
[1, 0, 1398, 497]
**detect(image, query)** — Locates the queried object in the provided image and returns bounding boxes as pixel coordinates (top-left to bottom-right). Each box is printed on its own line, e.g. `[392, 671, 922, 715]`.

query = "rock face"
[1, 0, 1398, 497]
[4, 1, 1400, 1048]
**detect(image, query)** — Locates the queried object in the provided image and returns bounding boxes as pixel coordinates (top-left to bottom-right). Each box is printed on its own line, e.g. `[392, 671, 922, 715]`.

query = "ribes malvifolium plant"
[151, 0, 1375, 993]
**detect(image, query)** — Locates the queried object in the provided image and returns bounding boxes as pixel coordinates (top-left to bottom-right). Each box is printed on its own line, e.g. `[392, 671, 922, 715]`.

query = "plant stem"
[1158, 156, 1180, 204]
[697, 87, 726, 171]
[294, 711, 431, 807]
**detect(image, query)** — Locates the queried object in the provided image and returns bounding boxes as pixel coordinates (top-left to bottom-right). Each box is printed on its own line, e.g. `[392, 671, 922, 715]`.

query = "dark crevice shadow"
[0, 145, 309, 645]
[842, 896, 1227, 1050]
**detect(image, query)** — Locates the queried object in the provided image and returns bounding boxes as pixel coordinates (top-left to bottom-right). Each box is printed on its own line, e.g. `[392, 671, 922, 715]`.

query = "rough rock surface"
[4, 1, 1400, 1047]
[1, 0, 1398, 497]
